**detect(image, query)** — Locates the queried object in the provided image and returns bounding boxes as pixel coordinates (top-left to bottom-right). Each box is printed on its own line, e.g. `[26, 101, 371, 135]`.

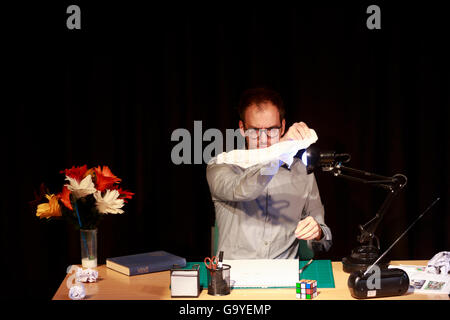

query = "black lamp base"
[342, 245, 390, 273]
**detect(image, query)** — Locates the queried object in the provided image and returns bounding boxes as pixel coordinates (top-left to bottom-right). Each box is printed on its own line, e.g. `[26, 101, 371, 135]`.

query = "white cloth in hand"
[425, 251, 450, 275]
[212, 129, 318, 169]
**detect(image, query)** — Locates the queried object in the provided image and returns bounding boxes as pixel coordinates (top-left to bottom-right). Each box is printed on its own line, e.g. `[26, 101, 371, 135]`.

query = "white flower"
[93, 189, 124, 214]
[65, 175, 97, 199]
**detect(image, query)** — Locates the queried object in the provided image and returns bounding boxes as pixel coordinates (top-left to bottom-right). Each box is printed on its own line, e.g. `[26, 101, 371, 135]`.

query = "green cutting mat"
[299, 260, 335, 288]
[183, 260, 335, 289]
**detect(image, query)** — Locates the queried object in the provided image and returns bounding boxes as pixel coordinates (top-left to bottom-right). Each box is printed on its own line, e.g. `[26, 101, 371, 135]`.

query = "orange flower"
[94, 166, 121, 192]
[36, 194, 62, 219]
[59, 186, 73, 211]
[60, 165, 88, 183]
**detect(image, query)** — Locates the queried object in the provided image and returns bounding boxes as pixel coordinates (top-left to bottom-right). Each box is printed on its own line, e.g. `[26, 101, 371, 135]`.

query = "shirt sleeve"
[206, 161, 280, 202]
[303, 174, 333, 253]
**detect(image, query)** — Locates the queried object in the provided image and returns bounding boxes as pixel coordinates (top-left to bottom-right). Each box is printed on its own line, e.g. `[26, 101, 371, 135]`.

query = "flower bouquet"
[31, 165, 134, 267]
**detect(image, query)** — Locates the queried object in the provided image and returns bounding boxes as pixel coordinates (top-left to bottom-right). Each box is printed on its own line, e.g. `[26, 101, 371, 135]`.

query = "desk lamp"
[298, 145, 408, 273]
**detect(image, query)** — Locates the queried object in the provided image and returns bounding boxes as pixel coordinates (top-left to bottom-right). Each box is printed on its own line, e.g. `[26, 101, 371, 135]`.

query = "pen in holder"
[206, 264, 231, 296]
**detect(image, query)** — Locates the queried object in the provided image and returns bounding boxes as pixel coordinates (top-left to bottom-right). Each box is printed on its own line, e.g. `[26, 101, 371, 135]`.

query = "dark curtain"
[2, 2, 449, 299]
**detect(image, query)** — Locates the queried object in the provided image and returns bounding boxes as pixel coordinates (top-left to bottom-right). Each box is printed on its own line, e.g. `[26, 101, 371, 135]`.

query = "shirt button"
[264, 241, 269, 245]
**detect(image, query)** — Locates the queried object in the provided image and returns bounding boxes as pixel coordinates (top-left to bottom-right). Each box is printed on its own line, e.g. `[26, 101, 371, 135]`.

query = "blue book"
[106, 250, 186, 276]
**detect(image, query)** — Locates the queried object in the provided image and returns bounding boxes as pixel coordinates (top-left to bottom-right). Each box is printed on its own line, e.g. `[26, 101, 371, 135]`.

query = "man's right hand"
[279, 122, 313, 142]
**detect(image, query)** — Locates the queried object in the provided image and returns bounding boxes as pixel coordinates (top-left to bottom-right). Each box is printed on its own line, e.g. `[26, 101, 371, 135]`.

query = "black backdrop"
[2, 2, 449, 300]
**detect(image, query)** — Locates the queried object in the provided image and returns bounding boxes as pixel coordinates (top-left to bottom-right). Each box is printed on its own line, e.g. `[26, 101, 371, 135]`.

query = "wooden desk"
[53, 260, 449, 300]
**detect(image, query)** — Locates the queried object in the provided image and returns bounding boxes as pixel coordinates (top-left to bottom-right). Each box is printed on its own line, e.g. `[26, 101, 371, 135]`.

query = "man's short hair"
[238, 88, 285, 123]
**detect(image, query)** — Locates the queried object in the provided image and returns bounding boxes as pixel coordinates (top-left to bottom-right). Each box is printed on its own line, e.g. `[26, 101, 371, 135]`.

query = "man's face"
[239, 102, 286, 149]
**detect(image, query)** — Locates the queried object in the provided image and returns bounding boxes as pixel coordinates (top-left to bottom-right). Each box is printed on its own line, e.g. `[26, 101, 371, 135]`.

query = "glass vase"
[80, 229, 97, 268]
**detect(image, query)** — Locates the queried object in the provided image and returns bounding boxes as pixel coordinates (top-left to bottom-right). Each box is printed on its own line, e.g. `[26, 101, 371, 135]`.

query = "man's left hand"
[295, 216, 323, 241]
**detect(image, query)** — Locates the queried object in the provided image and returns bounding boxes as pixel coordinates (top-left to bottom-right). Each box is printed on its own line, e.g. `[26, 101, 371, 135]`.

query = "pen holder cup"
[207, 264, 231, 296]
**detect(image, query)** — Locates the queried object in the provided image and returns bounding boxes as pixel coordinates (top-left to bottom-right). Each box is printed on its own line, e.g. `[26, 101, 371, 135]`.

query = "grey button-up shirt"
[206, 158, 332, 260]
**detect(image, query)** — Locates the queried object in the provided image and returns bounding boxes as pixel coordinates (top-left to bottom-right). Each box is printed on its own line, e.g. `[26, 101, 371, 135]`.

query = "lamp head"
[298, 145, 351, 174]
[299, 145, 321, 174]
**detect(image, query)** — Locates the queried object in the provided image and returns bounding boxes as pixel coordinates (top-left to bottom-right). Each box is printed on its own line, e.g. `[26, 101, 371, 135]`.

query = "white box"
[170, 268, 200, 297]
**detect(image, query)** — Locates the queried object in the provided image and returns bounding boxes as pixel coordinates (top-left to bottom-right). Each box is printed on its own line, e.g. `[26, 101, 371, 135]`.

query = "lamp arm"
[358, 189, 399, 245]
[327, 164, 407, 246]
[328, 164, 399, 190]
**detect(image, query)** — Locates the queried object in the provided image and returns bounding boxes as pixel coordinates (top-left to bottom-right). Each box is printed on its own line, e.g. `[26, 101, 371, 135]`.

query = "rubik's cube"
[296, 280, 317, 299]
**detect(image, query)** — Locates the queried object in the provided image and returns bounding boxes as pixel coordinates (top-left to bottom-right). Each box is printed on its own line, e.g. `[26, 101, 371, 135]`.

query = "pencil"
[299, 259, 314, 275]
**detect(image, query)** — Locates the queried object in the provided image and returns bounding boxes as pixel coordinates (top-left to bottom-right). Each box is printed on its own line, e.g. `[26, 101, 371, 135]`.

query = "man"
[206, 88, 332, 259]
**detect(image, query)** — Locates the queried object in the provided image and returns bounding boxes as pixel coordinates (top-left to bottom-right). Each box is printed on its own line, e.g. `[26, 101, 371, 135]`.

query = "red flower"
[60, 165, 88, 183]
[94, 166, 121, 192]
[114, 187, 135, 203]
[59, 185, 73, 211]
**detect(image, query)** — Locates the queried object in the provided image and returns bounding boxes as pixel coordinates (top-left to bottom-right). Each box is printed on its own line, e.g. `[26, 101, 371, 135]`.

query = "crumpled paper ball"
[76, 267, 98, 283]
[425, 251, 450, 275]
[69, 283, 86, 300]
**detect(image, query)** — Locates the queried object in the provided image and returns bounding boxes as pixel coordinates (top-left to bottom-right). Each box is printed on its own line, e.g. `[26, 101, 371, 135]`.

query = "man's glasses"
[245, 127, 282, 140]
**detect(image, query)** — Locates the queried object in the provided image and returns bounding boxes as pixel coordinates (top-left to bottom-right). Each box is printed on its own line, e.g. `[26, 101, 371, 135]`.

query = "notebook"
[183, 259, 335, 289]
[223, 259, 299, 288]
